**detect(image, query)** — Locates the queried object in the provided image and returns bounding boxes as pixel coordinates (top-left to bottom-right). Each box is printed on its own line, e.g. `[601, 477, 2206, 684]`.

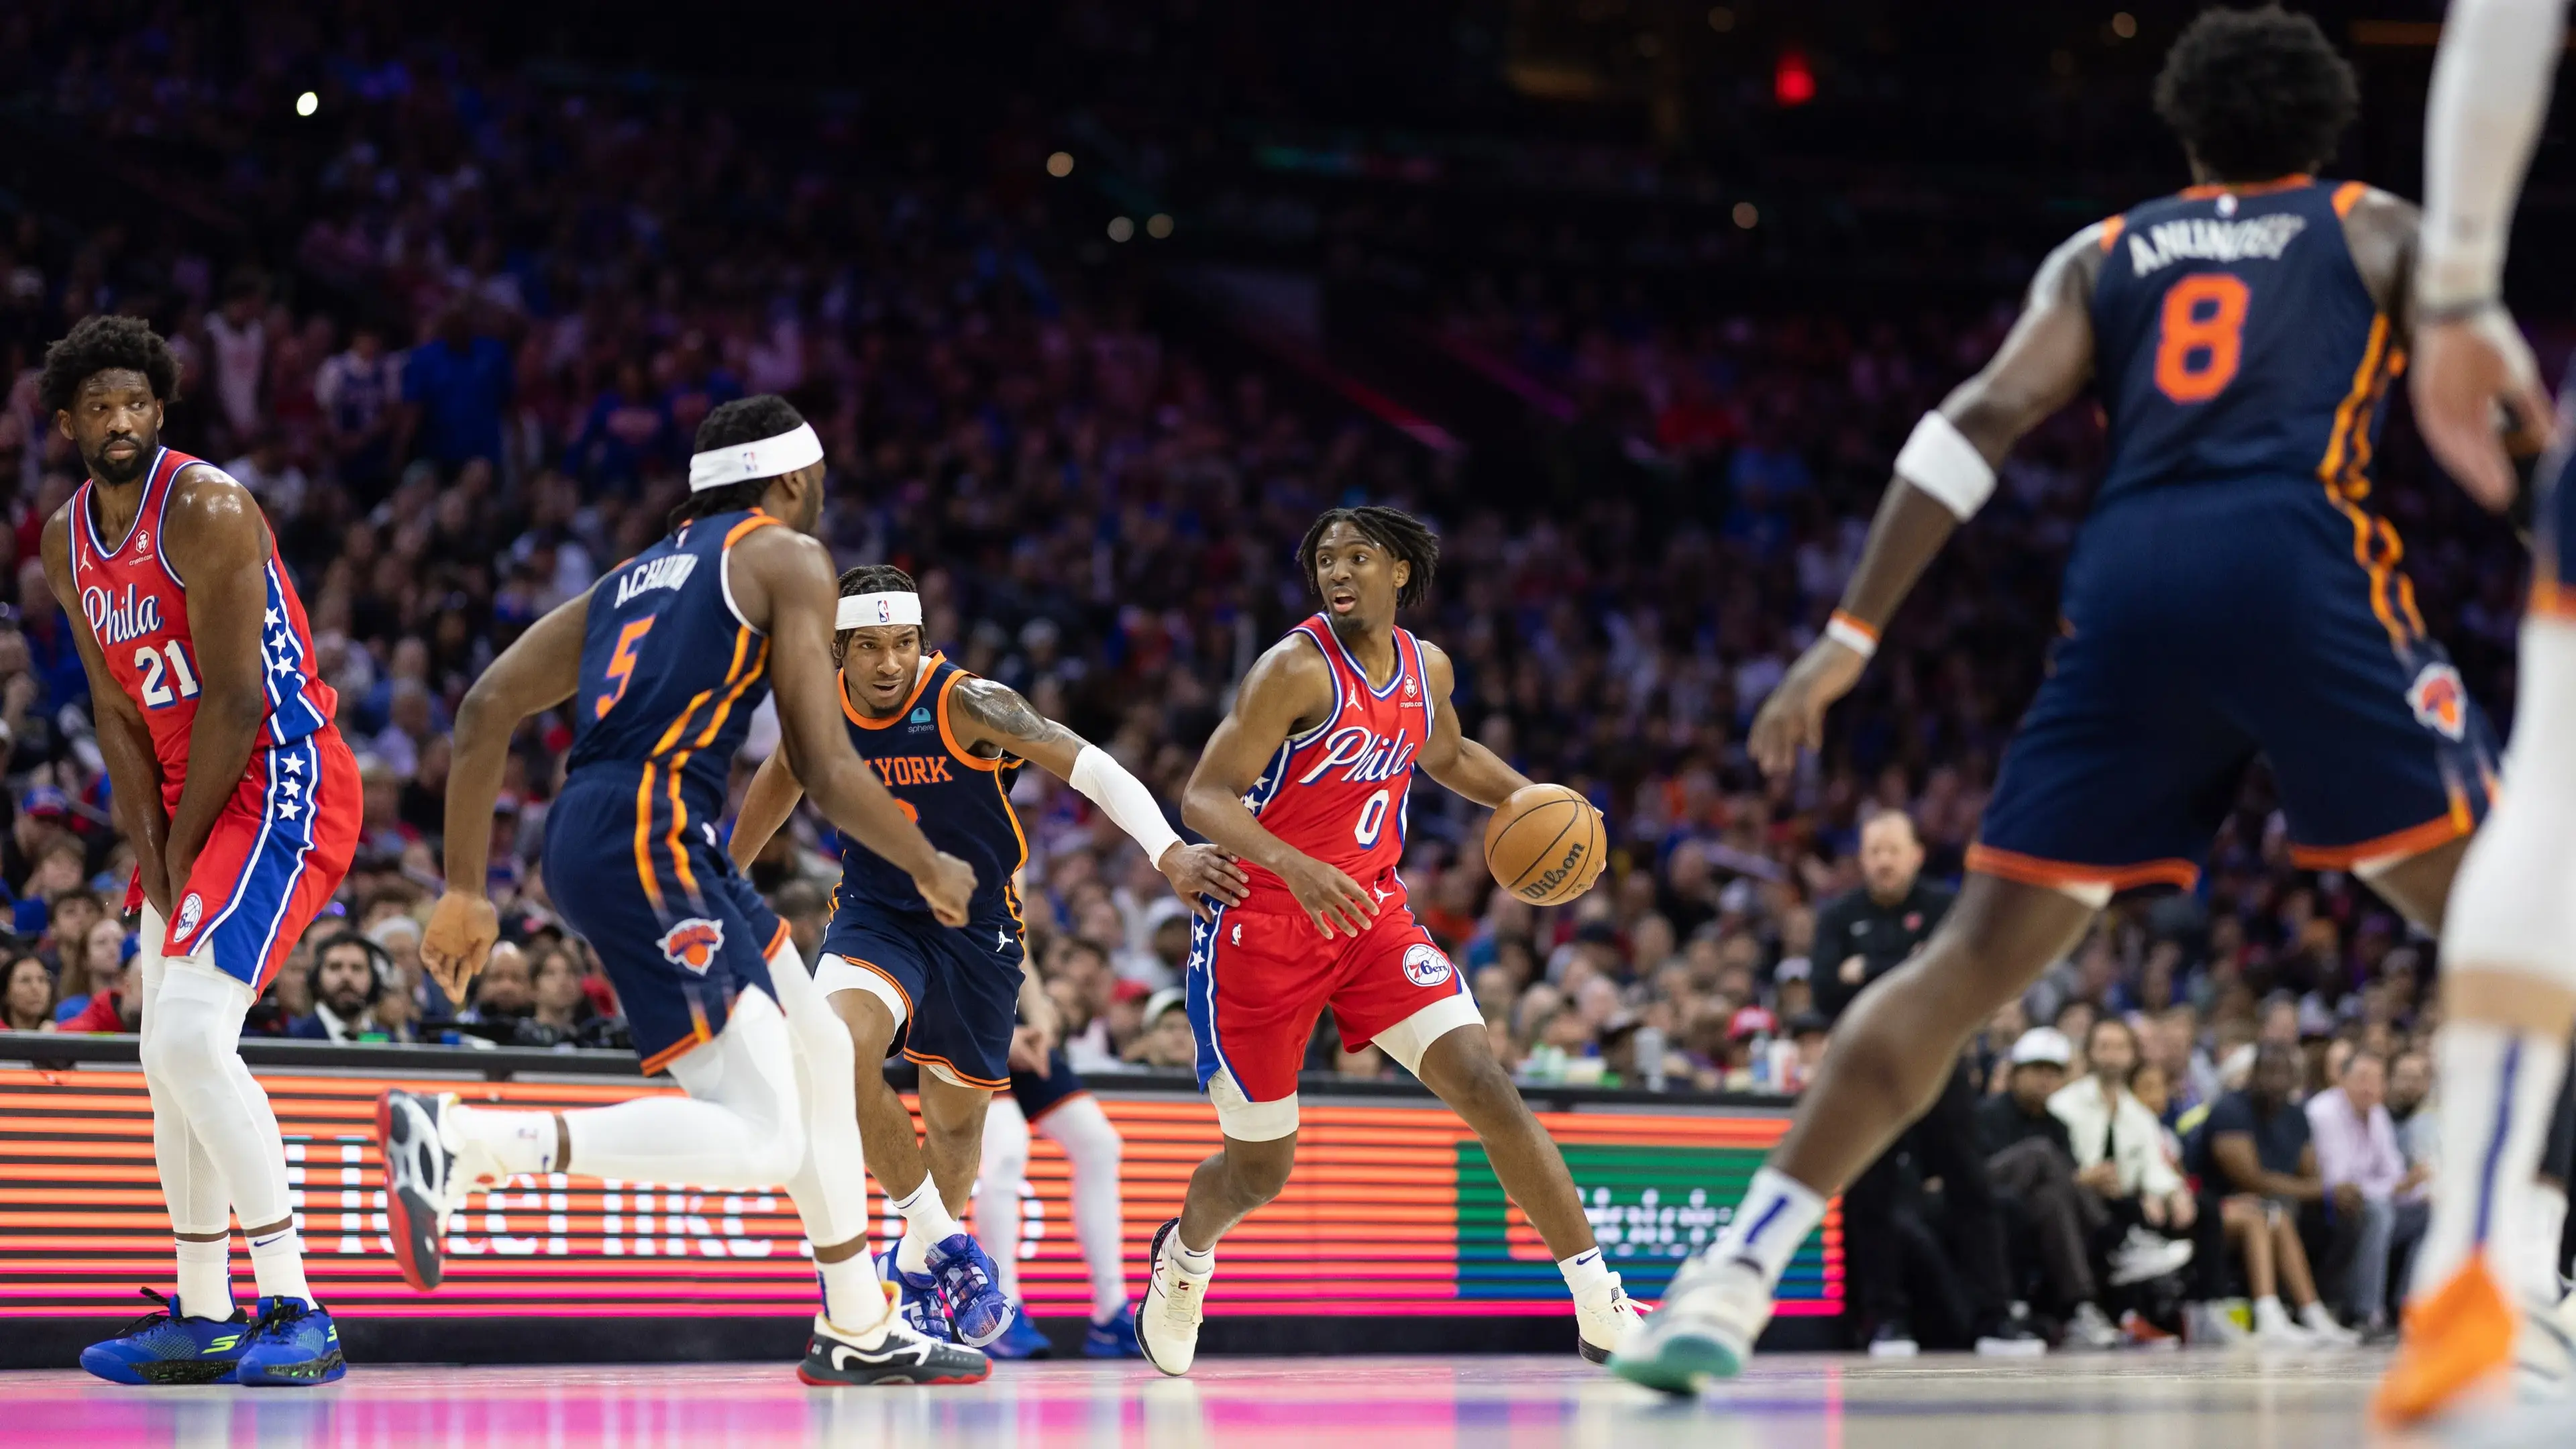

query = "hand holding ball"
[1483, 784, 1607, 906]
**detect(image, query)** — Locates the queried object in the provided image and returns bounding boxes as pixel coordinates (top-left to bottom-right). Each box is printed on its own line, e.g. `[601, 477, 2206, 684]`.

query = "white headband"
[688, 422, 824, 492]
[837, 591, 922, 630]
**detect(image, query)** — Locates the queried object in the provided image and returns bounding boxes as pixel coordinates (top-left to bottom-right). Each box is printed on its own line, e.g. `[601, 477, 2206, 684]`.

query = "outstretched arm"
[424, 589, 588, 996]
[158, 469, 278, 900]
[948, 674, 1247, 918]
[1181, 639, 1378, 938]
[1748, 225, 2103, 775]
[730, 526, 975, 926]
[43, 511, 172, 916]
[727, 747, 808, 873]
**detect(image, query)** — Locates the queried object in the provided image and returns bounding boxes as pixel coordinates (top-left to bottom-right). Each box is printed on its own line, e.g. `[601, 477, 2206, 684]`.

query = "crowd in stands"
[0, 9, 2542, 1261]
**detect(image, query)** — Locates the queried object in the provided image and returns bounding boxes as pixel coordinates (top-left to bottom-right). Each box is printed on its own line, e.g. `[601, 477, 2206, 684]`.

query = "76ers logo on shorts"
[658, 918, 725, 974]
[2406, 662, 2468, 741]
[1401, 942, 1454, 988]
[174, 892, 204, 941]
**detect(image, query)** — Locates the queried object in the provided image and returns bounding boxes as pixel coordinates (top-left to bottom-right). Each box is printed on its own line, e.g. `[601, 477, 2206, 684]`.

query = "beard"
[88, 433, 153, 486]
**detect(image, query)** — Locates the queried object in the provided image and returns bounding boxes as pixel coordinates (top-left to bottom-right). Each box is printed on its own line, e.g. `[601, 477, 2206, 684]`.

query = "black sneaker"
[797, 1311, 991, 1386]
[378, 1089, 464, 1291]
[1866, 1318, 1919, 1357]
[1975, 1315, 2049, 1357]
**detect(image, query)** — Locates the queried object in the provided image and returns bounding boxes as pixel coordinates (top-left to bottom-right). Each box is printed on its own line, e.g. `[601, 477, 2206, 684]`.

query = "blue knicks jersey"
[2092, 178, 2394, 506]
[831, 653, 1027, 930]
[564, 509, 781, 865]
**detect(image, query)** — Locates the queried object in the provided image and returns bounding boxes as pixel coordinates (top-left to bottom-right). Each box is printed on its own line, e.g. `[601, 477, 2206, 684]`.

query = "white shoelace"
[1159, 1263, 1208, 1328]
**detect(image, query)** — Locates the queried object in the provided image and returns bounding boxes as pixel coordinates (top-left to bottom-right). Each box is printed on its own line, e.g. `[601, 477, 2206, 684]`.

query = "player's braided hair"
[669, 394, 810, 529]
[832, 564, 918, 661]
[2152, 5, 2357, 183]
[38, 315, 182, 416]
[1297, 505, 1439, 611]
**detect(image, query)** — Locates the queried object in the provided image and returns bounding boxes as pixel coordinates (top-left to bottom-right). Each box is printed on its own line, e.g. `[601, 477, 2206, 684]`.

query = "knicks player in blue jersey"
[728, 564, 1246, 1348]
[375, 397, 989, 1385]
[1620, 8, 2519, 1390]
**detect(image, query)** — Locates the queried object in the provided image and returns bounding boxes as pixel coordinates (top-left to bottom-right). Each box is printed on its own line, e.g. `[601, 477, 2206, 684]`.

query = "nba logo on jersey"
[658, 918, 726, 973]
[1401, 942, 1452, 987]
[2406, 663, 2467, 741]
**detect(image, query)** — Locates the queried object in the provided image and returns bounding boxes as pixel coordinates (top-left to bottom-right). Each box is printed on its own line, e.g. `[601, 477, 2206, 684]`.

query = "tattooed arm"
[947, 675, 1247, 917]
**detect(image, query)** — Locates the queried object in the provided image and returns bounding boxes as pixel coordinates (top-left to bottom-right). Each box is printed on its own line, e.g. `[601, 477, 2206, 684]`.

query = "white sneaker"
[1575, 1273, 1642, 1364]
[2300, 1301, 2361, 1346]
[2106, 1226, 2195, 1287]
[2516, 1291, 2576, 1398]
[1609, 1253, 1773, 1395]
[2251, 1298, 2314, 1349]
[2067, 1301, 2123, 1350]
[2186, 1301, 2253, 1349]
[1136, 1220, 1209, 1377]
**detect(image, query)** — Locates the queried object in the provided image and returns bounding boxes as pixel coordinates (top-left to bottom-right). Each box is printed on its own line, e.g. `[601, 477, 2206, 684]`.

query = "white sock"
[1559, 1248, 1615, 1305]
[894, 1179, 964, 1275]
[1709, 1167, 1827, 1291]
[2413, 1025, 2569, 1301]
[1172, 1235, 1216, 1277]
[447, 1103, 556, 1178]
[2253, 1295, 2291, 1329]
[817, 1254, 891, 1337]
[246, 1224, 312, 1307]
[1040, 1097, 1131, 1316]
[2524, 1181, 2571, 1303]
[174, 1238, 232, 1321]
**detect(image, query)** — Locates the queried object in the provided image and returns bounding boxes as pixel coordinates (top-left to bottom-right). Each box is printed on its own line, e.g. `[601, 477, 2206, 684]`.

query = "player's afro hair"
[1297, 505, 1439, 612]
[38, 315, 182, 417]
[671, 394, 810, 527]
[2153, 5, 2357, 182]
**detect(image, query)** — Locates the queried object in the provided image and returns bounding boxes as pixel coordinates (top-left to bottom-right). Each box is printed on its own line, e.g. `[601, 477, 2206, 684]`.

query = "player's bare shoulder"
[716, 517, 829, 629]
[2039, 219, 2116, 302]
[2332, 184, 2420, 322]
[1240, 627, 1340, 732]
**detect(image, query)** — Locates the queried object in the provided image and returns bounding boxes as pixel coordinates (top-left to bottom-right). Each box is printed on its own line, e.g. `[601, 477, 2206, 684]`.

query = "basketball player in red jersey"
[41, 317, 361, 1387]
[1134, 505, 1640, 1375]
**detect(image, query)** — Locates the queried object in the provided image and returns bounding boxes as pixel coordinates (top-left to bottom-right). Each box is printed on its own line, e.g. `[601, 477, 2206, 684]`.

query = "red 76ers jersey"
[67, 447, 338, 814]
[1236, 615, 1426, 903]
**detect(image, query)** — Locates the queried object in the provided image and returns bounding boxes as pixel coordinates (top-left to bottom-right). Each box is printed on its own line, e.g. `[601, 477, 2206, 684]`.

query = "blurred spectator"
[400, 303, 513, 472]
[2305, 1049, 2425, 1336]
[288, 932, 390, 1042]
[1812, 812, 1945, 1024]
[2387, 1049, 2437, 1185]
[1975, 1026, 2118, 1348]
[60, 935, 140, 1032]
[2195, 1043, 2356, 1344]
[4, 951, 58, 1031]
[1126, 987, 1194, 1070]
[2047, 1018, 2206, 1325]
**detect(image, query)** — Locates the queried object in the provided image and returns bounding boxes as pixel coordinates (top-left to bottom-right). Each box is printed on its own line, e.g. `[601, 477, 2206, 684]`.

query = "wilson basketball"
[1483, 784, 1607, 906]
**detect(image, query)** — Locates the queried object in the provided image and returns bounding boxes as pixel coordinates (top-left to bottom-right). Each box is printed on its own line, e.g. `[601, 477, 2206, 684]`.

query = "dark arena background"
[0, 1, 2565, 1444]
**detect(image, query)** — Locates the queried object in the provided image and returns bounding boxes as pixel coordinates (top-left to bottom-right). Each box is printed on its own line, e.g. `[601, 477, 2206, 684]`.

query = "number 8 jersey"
[2090, 176, 2393, 509]
[68, 445, 337, 815]
[1235, 614, 1426, 908]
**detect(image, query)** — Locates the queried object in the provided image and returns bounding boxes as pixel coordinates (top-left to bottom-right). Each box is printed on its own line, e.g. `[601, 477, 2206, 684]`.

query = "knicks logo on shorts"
[658, 918, 726, 974]
[1402, 942, 1454, 988]
[2406, 662, 2468, 742]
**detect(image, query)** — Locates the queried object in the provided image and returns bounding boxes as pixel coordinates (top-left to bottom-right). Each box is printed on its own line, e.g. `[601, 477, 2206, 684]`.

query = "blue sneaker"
[877, 1248, 953, 1342]
[1085, 1303, 1142, 1358]
[920, 1234, 1014, 1348]
[233, 1296, 346, 1386]
[988, 1307, 1051, 1360]
[80, 1289, 251, 1385]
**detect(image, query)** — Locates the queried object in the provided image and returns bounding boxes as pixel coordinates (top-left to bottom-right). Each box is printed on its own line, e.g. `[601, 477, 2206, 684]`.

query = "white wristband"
[1825, 612, 1878, 659]
[1068, 743, 1184, 866]
[1894, 411, 1995, 521]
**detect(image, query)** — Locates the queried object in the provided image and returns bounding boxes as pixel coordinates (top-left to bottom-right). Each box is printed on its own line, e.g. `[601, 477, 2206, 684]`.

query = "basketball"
[1483, 783, 1606, 906]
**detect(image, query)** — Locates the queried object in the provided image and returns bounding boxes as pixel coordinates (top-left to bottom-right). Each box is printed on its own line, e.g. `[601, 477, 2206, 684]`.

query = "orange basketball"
[1483, 783, 1607, 906]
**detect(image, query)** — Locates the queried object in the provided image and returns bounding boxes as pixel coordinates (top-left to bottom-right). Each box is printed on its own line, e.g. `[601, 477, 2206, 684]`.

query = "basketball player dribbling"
[44, 317, 363, 1387]
[1134, 504, 1640, 1375]
[1618, 8, 2538, 1391]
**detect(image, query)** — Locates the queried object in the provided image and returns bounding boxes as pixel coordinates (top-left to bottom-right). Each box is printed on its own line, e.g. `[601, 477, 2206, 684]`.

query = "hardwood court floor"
[1, 1348, 2553, 1448]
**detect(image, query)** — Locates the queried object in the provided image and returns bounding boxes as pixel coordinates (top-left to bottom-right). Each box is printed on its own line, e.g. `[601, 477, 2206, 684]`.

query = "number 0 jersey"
[67, 446, 337, 814]
[2091, 177, 2392, 508]
[1236, 616, 1426, 908]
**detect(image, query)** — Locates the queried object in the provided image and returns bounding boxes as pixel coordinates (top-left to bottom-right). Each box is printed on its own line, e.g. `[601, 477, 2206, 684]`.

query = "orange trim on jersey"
[2534, 576, 2576, 619]
[692, 634, 769, 748]
[1024, 1089, 1091, 1126]
[2315, 313, 2414, 652]
[1966, 843, 2199, 893]
[633, 762, 665, 913]
[831, 954, 914, 1022]
[934, 669, 1006, 771]
[2097, 215, 2125, 253]
[904, 1048, 1011, 1091]
[721, 511, 782, 549]
[849, 653, 944, 730]
[640, 1026, 714, 1077]
[765, 918, 793, 961]
[1827, 610, 1880, 646]
[2288, 799, 2475, 870]
[665, 749, 700, 902]
[653, 688, 716, 755]
[654, 627, 751, 755]
[2332, 180, 2369, 219]
[2179, 173, 2314, 199]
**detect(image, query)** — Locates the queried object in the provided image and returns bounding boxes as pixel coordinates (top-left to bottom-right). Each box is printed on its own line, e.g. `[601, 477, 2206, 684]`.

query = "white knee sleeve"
[2443, 616, 2576, 985]
[1369, 995, 1485, 1076]
[812, 951, 910, 1031]
[146, 961, 292, 1228]
[573, 989, 805, 1186]
[978, 1097, 1032, 1301]
[139, 914, 231, 1236]
[765, 940, 871, 1248]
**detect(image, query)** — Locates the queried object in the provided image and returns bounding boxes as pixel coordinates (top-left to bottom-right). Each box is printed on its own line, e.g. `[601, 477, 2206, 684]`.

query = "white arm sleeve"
[2419, 0, 2567, 309]
[1068, 744, 1183, 865]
